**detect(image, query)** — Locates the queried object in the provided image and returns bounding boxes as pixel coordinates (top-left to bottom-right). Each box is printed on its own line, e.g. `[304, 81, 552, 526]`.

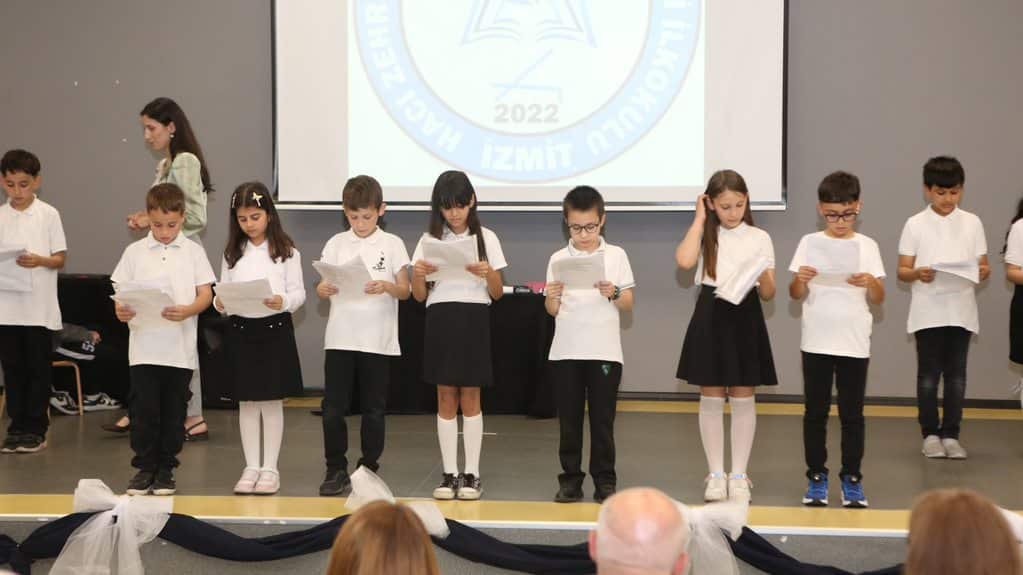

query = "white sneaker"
[922, 435, 946, 458]
[703, 473, 727, 502]
[83, 393, 122, 412]
[941, 438, 968, 459]
[728, 473, 753, 503]
[49, 391, 78, 415]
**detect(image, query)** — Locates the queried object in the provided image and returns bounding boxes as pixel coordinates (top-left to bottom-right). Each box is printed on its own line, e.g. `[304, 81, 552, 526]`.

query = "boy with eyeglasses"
[544, 186, 635, 504]
[789, 171, 886, 508]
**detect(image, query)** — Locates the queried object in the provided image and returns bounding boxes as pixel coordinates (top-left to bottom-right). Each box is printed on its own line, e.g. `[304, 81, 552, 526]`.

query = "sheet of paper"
[715, 255, 771, 305]
[932, 260, 979, 283]
[552, 253, 606, 290]
[110, 289, 177, 331]
[421, 234, 480, 282]
[313, 258, 373, 298]
[214, 279, 274, 316]
[806, 235, 859, 273]
[0, 244, 31, 292]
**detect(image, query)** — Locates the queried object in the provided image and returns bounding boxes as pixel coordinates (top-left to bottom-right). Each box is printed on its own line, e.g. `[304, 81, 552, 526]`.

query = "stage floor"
[3, 400, 1022, 536]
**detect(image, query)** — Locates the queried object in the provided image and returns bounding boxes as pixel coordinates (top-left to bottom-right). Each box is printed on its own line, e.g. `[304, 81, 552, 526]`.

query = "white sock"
[699, 396, 726, 475]
[238, 402, 261, 469]
[437, 415, 459, 474]
[462, 413, 483, 476]
[729, 396, 757, 476]
[259, 400, 284, 472]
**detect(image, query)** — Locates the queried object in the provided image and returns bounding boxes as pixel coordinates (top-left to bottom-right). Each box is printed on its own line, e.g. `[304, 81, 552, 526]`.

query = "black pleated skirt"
[423, 302, 494, 388]
[226, 312, 304, 401]
[676, 285, 778, 388]
[1011, 285, 1023, 364]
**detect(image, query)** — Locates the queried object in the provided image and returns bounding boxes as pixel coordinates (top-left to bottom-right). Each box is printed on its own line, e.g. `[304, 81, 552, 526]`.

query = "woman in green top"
[113, 97, 213, 439]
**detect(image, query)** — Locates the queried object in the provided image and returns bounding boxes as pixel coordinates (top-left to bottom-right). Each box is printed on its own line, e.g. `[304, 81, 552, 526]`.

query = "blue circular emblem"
[355, 0, 701, 183]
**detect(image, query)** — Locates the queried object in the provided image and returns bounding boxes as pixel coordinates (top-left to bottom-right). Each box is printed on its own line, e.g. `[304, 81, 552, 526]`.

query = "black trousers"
[322, 350, 390, 474]
[0, 325, 54, 436]
[915, 326, 971, 439]
[801, 352, 869, 480]
[550, 360, 622, 488]
[129, 365, 192, 471]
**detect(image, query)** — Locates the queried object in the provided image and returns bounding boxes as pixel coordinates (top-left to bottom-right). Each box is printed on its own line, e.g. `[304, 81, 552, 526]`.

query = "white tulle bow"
[50, 479, 172, 575]
[346, 467, 450, 538]
[678, 500, 748, 575]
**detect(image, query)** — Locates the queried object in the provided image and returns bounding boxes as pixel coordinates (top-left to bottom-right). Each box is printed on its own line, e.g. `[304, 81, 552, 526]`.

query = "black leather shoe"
[319, 469, 351, 496]
[554, 483, 584, 503]
[594, 484, 616, 503]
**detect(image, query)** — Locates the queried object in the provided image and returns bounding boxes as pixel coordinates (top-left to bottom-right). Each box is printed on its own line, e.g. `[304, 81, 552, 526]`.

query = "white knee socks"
[729, 396, 757, 476]
[238, 400, 284, 471]
[437, 415, 459, 474]
[238, 402, 261, 469]
[698, 396, 726, 475]
[462, 413, 483, 476]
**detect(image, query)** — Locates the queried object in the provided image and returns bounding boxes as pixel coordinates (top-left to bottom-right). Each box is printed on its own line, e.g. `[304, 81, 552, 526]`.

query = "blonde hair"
[906, 489, 1022, 575]
[326, 501, 441, 575]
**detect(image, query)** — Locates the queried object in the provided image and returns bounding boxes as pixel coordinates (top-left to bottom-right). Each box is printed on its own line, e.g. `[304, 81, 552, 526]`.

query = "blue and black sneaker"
[802, 473, 828, 507]
[841, 475, 868, 508]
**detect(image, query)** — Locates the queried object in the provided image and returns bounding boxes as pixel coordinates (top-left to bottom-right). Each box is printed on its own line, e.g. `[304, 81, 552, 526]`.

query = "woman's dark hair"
[1004, 196, 1023, 254]
[224, 181, 295, 268]
[140, 97, 213, 193]
[428, 170, 488, 261]
[701, 169, 754, 280]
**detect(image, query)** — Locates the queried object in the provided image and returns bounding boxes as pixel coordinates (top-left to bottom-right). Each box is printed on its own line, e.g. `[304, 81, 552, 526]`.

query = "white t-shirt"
[546, 238, 635, 364]
[788, 232, 886, 358]
[695, 222, 775, 287]
[111, 231, 216, 369]
[1005, 219, 1023, 266]
[898, 207, 987, 334]
[0, 197, 67, 330]
[218, 242, 305, 318]
[411, 226, 508, 307]
[321, 228, 410, 356]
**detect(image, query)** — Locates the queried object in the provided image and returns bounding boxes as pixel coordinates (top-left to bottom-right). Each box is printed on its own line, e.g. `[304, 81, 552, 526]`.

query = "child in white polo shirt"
[789, 171, 885, 508]
[544, 186, 635, 504]
[316, 175, 411, 497]
[0, 149, 67, 454]
[112, 183, 215, 495]
[897, 156, 990, 460]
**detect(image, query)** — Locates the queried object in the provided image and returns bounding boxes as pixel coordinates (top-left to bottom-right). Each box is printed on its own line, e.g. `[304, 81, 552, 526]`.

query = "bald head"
[590, 488, 690, 575]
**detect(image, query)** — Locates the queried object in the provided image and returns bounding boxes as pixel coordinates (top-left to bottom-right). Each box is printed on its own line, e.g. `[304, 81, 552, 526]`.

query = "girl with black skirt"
[214, 182, 305, 495]
[411, 171, 508, 501]
[1003, 198, 1023, 402]
[675, 170, 777, 504]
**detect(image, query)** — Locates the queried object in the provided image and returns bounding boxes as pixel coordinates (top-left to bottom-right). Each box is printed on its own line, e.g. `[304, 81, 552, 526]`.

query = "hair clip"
[252, 192, 263, 207]
[230, 192, 239, 208]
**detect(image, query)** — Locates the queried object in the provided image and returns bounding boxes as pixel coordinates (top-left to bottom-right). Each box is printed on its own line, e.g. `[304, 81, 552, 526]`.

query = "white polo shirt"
[1005, 219, 1023, 266]
[788, 232, 886, 358]
[898, 207, 986, 334]
[0, 197, 67, 330]
[111, 231, 216, 369]
[321, 228, 410, 356]
[411, 226, 507, 307]
[218, 242, 306, 317]
[695, 222, 775, 287]
[546, 238, 635, 364]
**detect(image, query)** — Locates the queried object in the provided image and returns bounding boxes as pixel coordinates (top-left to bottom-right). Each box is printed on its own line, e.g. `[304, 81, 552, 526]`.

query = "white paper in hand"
[0, 244, 31, 292]
[214, 279, 274, 316]
[313, 258, 373, 298]
[110, 289, 176, 331]
[715, 255, 771, 305]
[552, 253, 605, 290]
[932, 260, 979, 294]
[806, 235, 859, 287]
[422, 234, 479, 282]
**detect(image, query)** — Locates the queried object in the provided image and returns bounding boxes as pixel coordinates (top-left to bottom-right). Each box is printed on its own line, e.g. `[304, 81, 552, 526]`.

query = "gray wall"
[3, 1, 1022, 399]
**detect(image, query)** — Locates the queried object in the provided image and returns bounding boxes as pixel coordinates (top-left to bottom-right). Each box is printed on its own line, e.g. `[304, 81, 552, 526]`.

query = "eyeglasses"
[823, 212, 858, 223]
[567, 223, 600, 234]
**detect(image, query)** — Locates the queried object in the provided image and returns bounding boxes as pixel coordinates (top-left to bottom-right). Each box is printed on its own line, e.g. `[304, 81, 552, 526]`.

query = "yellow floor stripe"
[9, 493, 1019, 534]
[283, 397, 1023, 421]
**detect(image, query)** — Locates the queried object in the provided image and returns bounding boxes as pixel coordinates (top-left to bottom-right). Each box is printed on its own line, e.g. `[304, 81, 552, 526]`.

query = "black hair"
[0, 149, 41, 177]
[817, 171, 861, 204]
[140, 97, 214, 193]
[427, 171, 488, 261]
[923, 156, 965, 189]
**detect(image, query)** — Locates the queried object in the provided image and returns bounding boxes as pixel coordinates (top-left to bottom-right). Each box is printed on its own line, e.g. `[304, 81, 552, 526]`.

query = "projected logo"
[354, 0, 700, 183]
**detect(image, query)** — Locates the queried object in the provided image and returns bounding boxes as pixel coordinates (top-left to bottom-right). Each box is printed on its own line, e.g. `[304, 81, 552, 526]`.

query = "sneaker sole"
[56, 349, 95, 361]
[126, 487, 152, 496]
[433, 490, 456, 500]
[457, 490, 482, 501]
[152, 487, 176, 496]
[802, 498, 828, 506]
[15, 441, 47, 453]
[842, 500, 869, 508]
[49, 402, 79, 415]
[83, 404, 122, 412]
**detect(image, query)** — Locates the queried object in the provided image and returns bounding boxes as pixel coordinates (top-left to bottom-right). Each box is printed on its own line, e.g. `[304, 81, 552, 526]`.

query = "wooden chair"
[52, 360, 84, 416]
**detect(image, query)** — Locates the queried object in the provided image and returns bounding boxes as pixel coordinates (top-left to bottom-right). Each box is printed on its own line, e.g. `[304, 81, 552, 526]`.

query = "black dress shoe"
[319, 469, 351, 496]
[102, 421, 130, 433]
[554, 483, 584, 503]
[594, 484, 616, 503]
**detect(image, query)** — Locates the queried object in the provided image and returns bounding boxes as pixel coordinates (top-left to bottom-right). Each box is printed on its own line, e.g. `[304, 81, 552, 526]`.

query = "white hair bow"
[50, 479, 172, 575]
[346, 467, 450, 539]
[677, 500, 748, 575]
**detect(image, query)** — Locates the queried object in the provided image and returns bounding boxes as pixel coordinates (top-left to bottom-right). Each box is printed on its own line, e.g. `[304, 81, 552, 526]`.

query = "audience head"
[327, 500, 441, 575]
[906, 488, 1022, 575]
[589, 487, 689, 575]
